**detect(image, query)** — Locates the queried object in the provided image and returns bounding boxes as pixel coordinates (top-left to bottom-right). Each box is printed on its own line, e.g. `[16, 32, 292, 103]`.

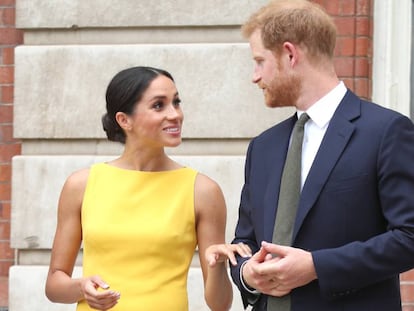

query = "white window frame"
[372, 0, 412, 117]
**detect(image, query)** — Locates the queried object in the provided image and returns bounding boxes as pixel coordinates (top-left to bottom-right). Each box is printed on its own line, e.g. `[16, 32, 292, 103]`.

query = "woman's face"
[128, 75, 183, 148]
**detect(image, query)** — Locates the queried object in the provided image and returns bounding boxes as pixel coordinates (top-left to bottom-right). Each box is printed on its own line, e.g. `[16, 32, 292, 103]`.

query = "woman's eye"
[173, 99, 181, 107]
[153, 101, 163, 109]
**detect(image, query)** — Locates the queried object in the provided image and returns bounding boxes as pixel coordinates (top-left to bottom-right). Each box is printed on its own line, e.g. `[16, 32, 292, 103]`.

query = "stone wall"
[10, 1, 411, 311]
[9, 1, 278, 310]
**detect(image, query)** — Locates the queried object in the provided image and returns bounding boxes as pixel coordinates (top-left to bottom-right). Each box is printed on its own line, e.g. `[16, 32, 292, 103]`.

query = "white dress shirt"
[298, 81, 347, 189]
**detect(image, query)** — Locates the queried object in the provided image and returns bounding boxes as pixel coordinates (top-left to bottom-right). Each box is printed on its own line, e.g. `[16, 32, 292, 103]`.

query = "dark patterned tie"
[268, 113, 310, 311]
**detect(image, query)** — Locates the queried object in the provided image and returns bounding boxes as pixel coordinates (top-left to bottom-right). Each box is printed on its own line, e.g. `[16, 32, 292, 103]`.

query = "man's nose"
[252, 69, 261, 84]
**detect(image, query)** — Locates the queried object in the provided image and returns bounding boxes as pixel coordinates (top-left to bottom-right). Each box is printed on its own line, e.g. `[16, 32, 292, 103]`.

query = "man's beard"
[265, 73, 302, 108]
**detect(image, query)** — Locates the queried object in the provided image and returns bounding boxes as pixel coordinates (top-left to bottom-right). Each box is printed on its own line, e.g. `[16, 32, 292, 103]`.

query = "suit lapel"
[292, 91, 361, 241]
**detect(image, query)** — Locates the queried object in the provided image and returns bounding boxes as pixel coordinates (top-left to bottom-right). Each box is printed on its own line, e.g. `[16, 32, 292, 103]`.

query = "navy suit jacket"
[230, 90, 414, 311]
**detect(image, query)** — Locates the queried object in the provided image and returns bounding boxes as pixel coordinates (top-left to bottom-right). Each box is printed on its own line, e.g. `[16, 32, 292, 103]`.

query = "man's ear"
[115, 112, 132, 131]
[282, 42, 299, 67]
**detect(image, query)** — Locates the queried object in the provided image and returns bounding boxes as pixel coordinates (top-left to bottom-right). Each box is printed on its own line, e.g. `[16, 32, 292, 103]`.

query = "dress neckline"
[101, 162, 188, 174]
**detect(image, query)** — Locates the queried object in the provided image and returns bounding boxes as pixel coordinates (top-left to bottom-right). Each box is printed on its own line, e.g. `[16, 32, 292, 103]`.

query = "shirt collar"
[297, 81, 347, 128]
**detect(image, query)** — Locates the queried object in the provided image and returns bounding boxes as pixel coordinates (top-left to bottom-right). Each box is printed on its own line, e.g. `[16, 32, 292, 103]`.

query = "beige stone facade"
[10, 1, 286, 310]
[9, 0, 413, 310]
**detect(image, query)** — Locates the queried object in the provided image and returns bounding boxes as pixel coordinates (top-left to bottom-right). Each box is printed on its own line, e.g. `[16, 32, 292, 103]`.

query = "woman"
[45, 66, 251, 311]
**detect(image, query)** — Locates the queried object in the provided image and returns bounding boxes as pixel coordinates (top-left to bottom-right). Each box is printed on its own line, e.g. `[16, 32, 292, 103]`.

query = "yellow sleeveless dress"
[77, 163, 198, 311]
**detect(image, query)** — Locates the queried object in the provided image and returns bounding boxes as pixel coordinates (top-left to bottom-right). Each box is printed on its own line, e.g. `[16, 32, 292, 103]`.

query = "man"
[230, 1, 414, 310]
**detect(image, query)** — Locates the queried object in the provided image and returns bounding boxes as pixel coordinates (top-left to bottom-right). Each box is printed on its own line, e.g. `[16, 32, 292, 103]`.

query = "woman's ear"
[115, 112, 132, 131]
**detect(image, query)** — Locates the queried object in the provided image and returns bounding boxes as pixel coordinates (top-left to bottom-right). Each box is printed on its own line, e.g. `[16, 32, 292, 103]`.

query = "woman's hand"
[80, 275, 120, 310]
[205, 243, 252, 267]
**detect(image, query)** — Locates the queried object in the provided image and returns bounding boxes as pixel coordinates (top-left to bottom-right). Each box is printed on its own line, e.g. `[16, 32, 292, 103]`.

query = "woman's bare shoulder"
[194, 172, 226, 213]
[61, 167, 91, 196]
[195, 172, 222, 195]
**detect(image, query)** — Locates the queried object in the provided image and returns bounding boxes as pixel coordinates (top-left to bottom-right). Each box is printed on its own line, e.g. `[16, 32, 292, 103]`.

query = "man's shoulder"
[254, 116, 294, 142]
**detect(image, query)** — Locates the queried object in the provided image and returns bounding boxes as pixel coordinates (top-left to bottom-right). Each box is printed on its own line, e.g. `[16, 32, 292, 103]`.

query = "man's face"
[249, 29, 301, 108]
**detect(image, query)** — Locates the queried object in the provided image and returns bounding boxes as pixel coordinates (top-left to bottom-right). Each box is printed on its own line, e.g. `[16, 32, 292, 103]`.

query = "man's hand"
[242, 241, 317, 297]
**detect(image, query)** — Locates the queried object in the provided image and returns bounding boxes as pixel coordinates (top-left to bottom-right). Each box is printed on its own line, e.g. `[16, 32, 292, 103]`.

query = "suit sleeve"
[312, 114, 414, 299]
[230, 139, 262, 308]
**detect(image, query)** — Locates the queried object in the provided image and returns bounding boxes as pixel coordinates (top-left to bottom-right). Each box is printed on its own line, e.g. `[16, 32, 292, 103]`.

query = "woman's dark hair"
[102, 66, 174, 144]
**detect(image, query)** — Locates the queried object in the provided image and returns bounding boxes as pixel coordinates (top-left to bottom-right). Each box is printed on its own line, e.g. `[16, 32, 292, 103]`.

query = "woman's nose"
[166, 105, 181, 119]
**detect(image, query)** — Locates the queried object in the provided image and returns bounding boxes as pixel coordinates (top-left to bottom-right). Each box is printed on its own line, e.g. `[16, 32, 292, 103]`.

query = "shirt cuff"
[240, 261, 261, 295]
